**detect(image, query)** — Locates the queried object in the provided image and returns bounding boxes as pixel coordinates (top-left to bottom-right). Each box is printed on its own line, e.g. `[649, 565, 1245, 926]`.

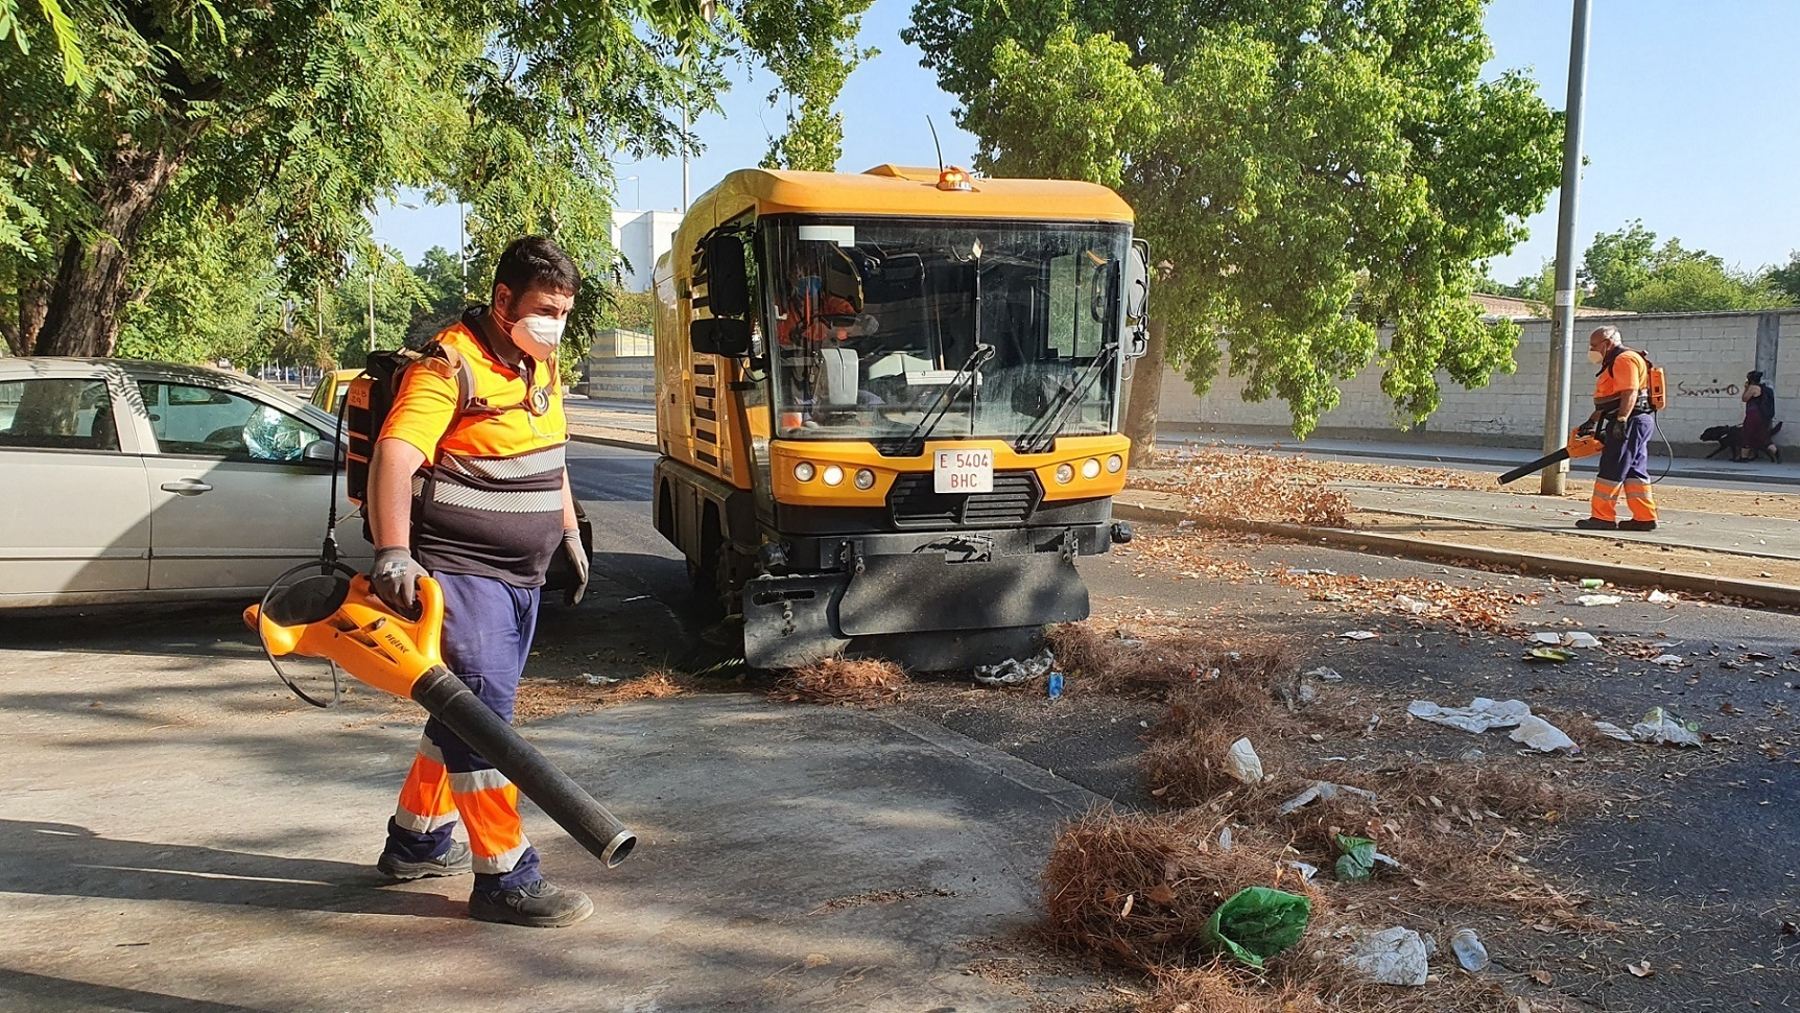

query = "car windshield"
[760, 216, 1127, 442]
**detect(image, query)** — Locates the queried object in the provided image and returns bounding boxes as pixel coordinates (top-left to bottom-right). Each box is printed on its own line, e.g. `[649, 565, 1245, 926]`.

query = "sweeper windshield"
[759, 216, 1129, 443]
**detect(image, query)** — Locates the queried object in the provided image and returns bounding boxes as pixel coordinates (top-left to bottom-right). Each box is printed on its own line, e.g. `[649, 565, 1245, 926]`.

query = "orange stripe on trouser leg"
[451, 769, 530, 873]
[1590, 478, 1621, 523]
[1623, 480, 1657, 521]
[393, 737, 456, 832]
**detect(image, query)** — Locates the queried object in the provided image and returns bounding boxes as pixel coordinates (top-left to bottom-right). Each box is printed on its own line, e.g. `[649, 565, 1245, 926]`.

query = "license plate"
[933, 447, 994, 493]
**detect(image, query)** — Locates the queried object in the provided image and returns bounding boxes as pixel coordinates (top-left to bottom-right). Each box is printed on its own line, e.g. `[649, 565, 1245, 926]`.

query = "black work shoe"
[1574, 517, 1618, 530]
[469, 879, 594, 928]
[378, 841, 472, 881]
[1619, 519, 1658, 532]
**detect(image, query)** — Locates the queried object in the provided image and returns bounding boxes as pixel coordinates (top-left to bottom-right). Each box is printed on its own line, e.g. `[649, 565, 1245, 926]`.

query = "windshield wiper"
[907, 343, 994, 447]
[1014, 341, 1118, 454]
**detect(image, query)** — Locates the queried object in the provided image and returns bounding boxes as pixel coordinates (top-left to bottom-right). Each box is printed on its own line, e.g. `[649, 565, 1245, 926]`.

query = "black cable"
[256, 380, 358, 707]
[1651, 423, 1674, 485]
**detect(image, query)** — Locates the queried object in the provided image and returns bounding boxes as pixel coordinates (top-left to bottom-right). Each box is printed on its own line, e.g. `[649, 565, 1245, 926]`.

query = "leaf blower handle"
[409, 665, 636, 868]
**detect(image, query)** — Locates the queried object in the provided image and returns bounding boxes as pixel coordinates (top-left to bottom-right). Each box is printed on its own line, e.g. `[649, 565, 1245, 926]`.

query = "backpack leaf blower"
[245, 572, 636, 868]
[1497, 425, 1607, 485]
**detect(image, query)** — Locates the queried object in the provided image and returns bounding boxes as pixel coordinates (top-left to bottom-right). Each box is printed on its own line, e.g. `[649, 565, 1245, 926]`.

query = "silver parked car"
[0, 357, 373, 607]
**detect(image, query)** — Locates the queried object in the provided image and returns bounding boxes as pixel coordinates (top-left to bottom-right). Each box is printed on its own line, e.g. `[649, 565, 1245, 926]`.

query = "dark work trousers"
[1590, 413, 1657, 523]
[383, 570, 543, 892]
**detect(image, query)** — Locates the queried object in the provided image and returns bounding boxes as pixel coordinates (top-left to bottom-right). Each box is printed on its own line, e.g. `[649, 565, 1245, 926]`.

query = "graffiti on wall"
[1676, 379, 1741, 399]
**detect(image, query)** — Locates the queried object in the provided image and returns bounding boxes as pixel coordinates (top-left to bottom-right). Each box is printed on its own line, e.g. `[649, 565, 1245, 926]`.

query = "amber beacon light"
[936, 166, 974, 191]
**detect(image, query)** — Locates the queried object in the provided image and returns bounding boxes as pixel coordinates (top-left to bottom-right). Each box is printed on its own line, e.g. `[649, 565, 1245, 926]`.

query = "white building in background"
[610, 209, 683, 292]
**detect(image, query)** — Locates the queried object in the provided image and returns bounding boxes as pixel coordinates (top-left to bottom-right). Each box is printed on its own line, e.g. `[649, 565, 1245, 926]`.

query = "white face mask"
[1587, 349, 1605, 365]
[510, 314, 565, 359]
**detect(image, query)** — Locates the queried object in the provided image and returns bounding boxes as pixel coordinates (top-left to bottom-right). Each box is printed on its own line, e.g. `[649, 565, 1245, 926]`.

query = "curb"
[1112, 499, 1800, 609]
[569, 431, 658, 453]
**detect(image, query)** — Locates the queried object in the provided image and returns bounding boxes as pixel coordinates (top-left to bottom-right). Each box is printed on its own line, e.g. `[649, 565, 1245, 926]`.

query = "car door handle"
[160, 479, 213, 496]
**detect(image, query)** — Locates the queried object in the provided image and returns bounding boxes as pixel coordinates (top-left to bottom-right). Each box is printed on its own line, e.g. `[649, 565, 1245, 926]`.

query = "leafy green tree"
[906, 0, 1563, 440]
[1581, 221, 1784, 313]
[1622, 257, 1783, 313]
[2, 0, 718, 362]
[407, 245, 469, 346]
[1764, 251, 1800, 306]
[739, 0, 878, 171]
[1578, 220, 1657, 310]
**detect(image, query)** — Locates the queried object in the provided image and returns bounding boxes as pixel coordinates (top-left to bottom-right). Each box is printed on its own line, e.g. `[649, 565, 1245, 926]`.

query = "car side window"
[0, 378, 121, 452]
[139, 381, 322, 463]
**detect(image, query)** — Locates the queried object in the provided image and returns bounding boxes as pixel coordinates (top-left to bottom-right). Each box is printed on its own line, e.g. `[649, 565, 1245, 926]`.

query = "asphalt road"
[567, 440, 1800, 1012]
[2, 441, 1794, 1010]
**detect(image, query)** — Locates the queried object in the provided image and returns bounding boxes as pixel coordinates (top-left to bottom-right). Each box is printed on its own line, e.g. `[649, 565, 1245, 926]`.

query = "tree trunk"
[1124, 317, 1167, 466]
[2, 275, 47, 357]
[33, 145, 181, 357]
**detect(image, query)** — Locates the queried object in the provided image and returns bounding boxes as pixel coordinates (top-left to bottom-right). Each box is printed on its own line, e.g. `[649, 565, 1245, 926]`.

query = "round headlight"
[853, 468, 876, 490]
[793, 461, 815, 482]
[1054, 463, 1075, 484]
[822, 464, 845, 487]
[1107, 454, 1123, 473]
[1080, 458, 1102, 480]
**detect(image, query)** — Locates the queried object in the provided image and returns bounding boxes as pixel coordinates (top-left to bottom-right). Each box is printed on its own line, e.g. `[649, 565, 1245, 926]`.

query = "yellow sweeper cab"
[651, 164, 1150, 669]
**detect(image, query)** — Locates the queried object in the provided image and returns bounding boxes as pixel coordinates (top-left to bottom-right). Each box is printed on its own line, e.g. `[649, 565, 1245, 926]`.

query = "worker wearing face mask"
[364, 236, 594, 927]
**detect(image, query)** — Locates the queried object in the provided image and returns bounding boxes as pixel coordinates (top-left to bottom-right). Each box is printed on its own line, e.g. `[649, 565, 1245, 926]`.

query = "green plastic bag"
[1335, 834, 1377, 882]
[1202, 886, 1313, 968]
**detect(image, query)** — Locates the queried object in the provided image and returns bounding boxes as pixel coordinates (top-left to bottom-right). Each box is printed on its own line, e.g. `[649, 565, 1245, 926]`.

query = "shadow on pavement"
[0, 820, 464, 920]
[0, 969, 274, 1013]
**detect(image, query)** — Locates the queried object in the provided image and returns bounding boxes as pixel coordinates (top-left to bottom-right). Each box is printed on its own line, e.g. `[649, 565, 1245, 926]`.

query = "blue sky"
[374, 0, 1799, 283]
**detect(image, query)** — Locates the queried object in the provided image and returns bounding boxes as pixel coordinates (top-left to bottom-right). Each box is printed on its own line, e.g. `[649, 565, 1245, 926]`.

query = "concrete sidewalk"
[1337, 481, 1800, 562]
[0, 629, 1100, 1012]
[1166, 427, 1799, 487]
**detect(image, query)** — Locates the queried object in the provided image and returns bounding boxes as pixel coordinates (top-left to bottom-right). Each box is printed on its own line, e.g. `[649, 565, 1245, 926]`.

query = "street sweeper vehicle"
[650, 165, 1151, 669]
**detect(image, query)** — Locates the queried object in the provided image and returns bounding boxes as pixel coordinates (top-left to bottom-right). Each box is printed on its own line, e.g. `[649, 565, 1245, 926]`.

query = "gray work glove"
[371, 546, 428, 616]
[561, 528, 590, 606]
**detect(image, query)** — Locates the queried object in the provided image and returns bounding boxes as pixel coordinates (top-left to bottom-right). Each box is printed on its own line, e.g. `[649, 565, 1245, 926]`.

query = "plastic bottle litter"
[1225, 737, 1265, 784]
[1580, 578, 1605, 590]
[1046, 672, 1064, 699]
[1450, 928, 1490, 972]
[1344, 926, 1430, 986]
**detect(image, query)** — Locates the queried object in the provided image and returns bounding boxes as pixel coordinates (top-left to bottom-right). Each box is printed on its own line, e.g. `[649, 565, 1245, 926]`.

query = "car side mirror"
[301, 438, 340, 468]
[691, 318, 753, 358]
[704, 233, 750, 318]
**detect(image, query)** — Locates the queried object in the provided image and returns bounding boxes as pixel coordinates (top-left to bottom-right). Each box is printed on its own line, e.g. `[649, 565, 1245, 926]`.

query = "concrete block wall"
[1156, 309, 1800, 450]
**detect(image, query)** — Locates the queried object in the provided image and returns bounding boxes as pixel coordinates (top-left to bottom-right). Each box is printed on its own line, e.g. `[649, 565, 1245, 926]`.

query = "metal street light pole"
[367, 262, 377, 353]
[1539, 0, 1593, 496]
[626, 174, 640, 210]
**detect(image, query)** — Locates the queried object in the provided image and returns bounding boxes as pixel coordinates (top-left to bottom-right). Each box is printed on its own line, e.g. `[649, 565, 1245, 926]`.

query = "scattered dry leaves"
[774, 657, 907, 705]
[514, 669, 690, 721]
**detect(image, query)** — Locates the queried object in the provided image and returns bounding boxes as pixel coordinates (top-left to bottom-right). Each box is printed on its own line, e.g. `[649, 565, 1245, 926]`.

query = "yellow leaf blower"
[1497, 426, 1607, 485]
[245, 572, 636, 868]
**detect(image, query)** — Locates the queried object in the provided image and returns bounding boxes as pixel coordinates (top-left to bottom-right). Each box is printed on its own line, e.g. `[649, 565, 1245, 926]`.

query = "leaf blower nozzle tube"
[410, 666, 636, 867]
[247, 573, 636, 870]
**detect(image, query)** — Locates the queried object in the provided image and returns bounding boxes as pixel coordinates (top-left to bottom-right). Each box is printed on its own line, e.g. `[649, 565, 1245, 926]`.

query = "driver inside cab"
[775, 255, 877, 348]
